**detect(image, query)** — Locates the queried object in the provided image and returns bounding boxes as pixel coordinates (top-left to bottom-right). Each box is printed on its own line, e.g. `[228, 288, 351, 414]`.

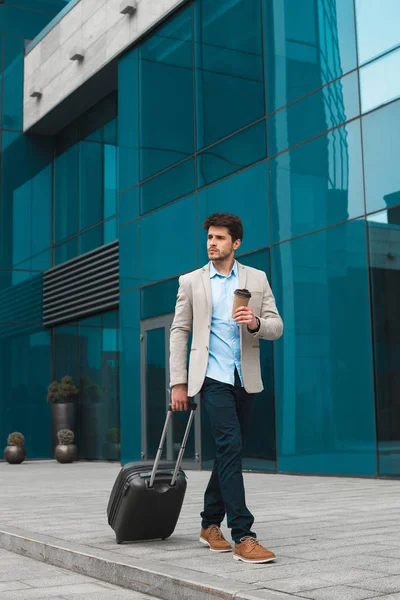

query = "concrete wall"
[23, 0, 186, 132]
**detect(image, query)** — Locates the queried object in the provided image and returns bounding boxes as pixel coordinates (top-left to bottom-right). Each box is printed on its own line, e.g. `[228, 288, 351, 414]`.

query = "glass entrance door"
[140, 315, 200, 469]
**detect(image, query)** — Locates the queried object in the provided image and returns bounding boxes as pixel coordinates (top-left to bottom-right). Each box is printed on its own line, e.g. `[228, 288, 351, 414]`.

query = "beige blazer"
[169, 262, 283, 397]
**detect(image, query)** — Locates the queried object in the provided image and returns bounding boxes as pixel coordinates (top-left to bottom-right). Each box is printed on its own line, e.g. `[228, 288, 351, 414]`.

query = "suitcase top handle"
[168, 402, 197, 412]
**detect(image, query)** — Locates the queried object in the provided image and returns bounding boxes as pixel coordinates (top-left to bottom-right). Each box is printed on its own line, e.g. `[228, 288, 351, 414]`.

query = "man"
[169, 212, 283, 564]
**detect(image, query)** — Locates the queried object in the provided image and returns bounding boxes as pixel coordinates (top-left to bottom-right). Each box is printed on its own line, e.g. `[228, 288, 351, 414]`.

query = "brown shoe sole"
[233, 553, 276, 564]
[199, 536, 232, 553]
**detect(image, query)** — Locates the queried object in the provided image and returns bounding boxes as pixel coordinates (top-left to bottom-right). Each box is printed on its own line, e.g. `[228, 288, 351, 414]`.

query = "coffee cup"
[232, 288, 252, 317]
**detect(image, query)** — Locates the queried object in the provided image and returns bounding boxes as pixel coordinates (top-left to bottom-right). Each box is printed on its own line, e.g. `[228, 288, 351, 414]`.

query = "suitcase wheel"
[116, 538, 122, 544]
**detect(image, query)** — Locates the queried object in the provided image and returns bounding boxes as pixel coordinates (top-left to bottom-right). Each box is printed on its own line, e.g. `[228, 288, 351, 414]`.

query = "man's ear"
[233, 239, 241, 252]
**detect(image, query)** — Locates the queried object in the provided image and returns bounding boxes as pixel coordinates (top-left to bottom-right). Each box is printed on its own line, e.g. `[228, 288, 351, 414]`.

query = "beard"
[208, 246, 233, 261]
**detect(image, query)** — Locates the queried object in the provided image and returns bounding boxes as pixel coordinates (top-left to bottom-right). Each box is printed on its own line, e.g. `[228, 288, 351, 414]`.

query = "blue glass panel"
[264, 0, 357, 113]
[367, 209, 400, 476]
[139, 6, 194, 180]
[197, 161, 269, 265]
[195, 0, 264, 149]
[54, 237, 78, 265]
[1, 131, 52, 269]
[197, 120, 267, 188]
[119, 187, 138, 227]
[3, 37, 24, 131]
[140, 195, 197, 284]
[270, 120, 364, 243]
[140, 159, 195, 215]
[103, 118, 118, 145]
[103, 217, 117, 244]
[268, 72, 359, 156]
[79, 142, 103, 231]
[54, 145, 79, 243]
[119, 290, 141, 462]
[360, 48, 400, 114]
[3, 6, 53, 39]
[236, 249, 276, 471]
[31, 165, 52, 258]
[0, 326, 51, 460]
[104, 145, 117, 219]
[78, 322, 119, 460]
[363, 100, 400, 214]
[355, 0, 400, 65]
[118, 50, 139, 193]
[79, 223, 103, 256]
[31, 250, 51, 271]
[141, 278, 179, 320]
[273, 220, 376, 475]
[119, 220, 139, 292]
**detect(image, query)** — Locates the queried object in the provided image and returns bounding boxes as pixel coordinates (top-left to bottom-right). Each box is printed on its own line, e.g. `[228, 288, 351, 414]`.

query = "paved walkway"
[1, 462, 400, 600]
[0, 547, 159, 599]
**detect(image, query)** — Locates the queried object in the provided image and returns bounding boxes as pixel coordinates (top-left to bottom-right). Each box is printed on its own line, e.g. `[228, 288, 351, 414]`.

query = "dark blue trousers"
[200, 370, 256, 543]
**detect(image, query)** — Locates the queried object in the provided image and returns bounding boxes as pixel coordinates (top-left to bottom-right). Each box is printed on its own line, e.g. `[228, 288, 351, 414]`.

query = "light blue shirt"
[206, 260, 243, 387]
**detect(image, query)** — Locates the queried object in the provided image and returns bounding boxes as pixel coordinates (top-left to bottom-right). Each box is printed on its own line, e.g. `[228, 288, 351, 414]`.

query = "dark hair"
[202, 213, 243, 242]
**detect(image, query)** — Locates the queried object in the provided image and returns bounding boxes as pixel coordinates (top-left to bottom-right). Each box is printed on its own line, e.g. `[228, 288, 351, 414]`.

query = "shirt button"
[206, 346, 209, 351]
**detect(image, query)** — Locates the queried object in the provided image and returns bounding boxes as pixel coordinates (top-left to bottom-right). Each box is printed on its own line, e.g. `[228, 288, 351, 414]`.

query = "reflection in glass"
[363, 99, 400, 214]
[195, 0, 264, 149]
[270, 120, 364, 243]
[139, 6, 194, 181]
[53, 314, 119, 461]
[268, 72, 359, 156]
[140, 159, 195, 215]
[3, 37, 24, 131]
[145, 328, 167, 459]
[360, 48, 400, 113]
[237, 250, 276, 471]
[273, 220, 376, 475]
[367, 209, 400, 476]
[118, 50, 139, 193]
[265, 0, 357, 112]
[140, 195, 197, 284]
[141, 278, 179, 320]
[0, 326, 51, 459]
[197, 120, 267, 188]
[197, 161, 269, 264]
[355, 0, 400, 65]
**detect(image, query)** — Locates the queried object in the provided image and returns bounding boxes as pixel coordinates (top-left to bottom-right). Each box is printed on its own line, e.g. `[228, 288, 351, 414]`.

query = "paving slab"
[1, 461, 400, 600]
[0, 548, 169, 600]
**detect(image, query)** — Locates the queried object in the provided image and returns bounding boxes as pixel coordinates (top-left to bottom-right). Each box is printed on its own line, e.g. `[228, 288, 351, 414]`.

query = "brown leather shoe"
[234, 538, 276, 563]
[200, 525, 232, 552]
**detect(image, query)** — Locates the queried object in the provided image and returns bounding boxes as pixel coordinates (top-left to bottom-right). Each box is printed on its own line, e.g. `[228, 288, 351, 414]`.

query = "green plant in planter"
[57, 429, 75, 445]
[55, 429, 77, 463]
[80, 376, 103, 403]
[4, 432, 26, 464]
[106, 428, 120, 444]
[7, 432, 25, 446]
[47, 376, 79, 403]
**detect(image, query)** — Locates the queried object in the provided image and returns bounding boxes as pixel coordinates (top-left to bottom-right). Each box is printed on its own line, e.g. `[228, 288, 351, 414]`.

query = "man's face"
[207, 226, 241, 262]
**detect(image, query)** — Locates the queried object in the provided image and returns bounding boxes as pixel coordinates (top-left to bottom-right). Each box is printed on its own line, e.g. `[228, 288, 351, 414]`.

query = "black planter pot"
[55, 444, 77, 463]
[51, 402, 76, 452]
[4, 445, 26, 464]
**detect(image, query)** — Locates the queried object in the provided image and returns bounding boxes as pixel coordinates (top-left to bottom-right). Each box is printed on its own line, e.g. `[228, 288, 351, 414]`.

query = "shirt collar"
[209, 260, 238, 279]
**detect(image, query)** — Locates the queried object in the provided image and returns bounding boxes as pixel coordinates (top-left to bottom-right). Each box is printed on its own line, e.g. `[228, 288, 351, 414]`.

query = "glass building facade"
[1, 0, 400, 477]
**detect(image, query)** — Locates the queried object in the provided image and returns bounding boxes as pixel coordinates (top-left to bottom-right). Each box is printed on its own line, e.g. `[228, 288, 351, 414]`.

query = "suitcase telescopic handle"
[149, 402, 197, 489]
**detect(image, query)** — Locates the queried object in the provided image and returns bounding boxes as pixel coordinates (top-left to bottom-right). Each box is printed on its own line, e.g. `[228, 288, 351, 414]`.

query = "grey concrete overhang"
[24, 0, 187, 136]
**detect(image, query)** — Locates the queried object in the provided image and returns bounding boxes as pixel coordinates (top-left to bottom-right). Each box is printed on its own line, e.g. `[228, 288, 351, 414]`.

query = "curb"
[0, 526, 299, 600]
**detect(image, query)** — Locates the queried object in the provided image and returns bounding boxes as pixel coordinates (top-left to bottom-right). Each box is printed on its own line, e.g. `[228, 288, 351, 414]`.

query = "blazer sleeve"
[169, 276, 193, 388]
[252, 273, 283, 341]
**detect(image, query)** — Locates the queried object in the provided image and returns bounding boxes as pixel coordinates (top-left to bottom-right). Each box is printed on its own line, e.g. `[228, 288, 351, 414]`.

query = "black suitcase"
[107, 401, 197, 544]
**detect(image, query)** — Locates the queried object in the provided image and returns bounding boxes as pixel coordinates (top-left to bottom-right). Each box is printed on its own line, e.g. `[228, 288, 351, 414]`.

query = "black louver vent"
[43, 240, 119, 328]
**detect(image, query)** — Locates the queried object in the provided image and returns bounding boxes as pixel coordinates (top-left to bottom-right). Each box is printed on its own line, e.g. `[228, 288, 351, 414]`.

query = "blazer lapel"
[200, 264, 212, 324]
[237, 262, 247, 290]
